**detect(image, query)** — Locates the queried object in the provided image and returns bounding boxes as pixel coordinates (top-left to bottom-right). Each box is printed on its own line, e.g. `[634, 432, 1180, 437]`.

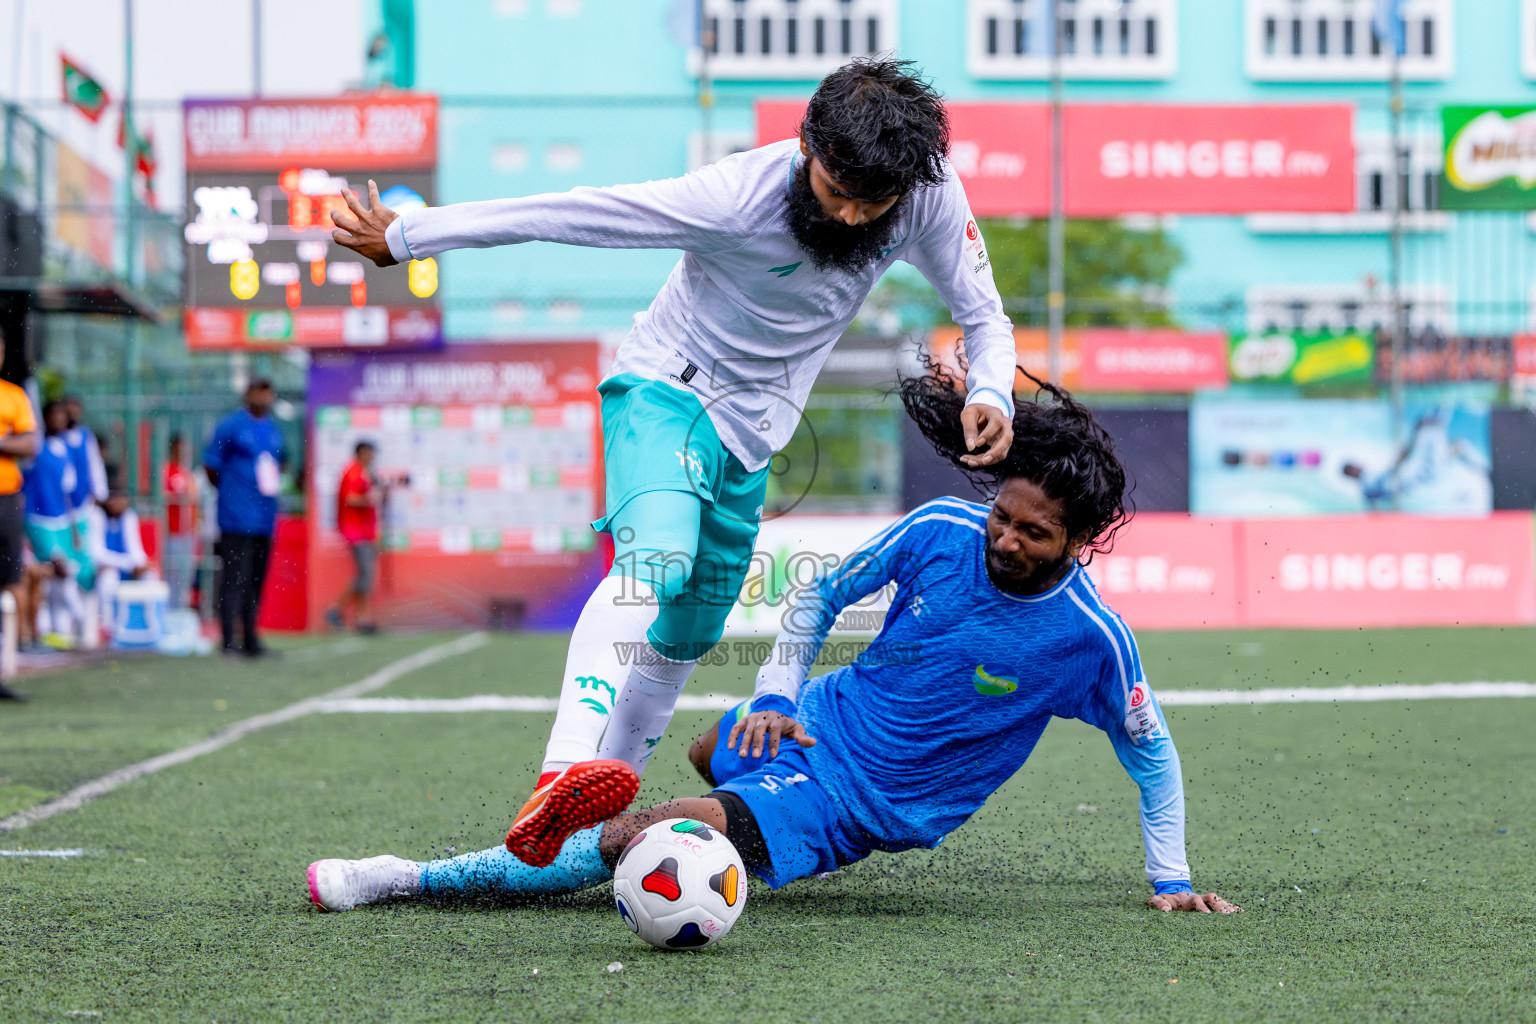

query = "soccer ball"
[611, 817, 746, 950]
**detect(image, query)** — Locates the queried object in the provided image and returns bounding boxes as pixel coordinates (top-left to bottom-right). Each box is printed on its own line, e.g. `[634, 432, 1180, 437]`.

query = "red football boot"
[505, 760, 639, 867]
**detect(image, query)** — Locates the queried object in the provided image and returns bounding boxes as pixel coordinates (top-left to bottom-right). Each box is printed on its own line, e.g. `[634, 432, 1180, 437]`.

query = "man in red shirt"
[326, 441, 383, 634]
[162, 433, 199, 611]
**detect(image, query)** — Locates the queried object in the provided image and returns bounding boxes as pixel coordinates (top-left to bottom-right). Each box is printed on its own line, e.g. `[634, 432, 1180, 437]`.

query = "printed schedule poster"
[306, 342, 609, 630]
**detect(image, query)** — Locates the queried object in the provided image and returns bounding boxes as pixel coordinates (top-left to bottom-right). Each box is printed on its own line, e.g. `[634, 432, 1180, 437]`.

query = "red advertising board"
[1515, 334, 1536, 377]
[306, 342, 610, 631]
[1241, 514, 1536, 628]
[185, 307, 442, 349]
[184, 95, 438, 172]
[929, 326, 1083, 391]
[1063, 104, 1355, 215]
[1088, 513, 1536, 630]
[1083, 517, 1241, 629]
[1078, 329, 1229, 392]
[757, 101, 1354, 216]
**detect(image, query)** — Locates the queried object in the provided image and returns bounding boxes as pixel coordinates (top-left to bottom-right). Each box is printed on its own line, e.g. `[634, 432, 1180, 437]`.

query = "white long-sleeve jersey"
[385, 139, 1018, 471]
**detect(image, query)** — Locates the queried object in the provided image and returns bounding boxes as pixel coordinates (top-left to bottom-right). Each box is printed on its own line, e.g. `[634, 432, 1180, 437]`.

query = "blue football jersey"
[757, 497, 1190, 889]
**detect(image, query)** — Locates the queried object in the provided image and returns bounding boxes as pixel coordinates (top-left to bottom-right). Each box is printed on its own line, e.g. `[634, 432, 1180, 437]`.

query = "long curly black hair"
[899, 361, 1132, 560]
[799, 57, 950, 200]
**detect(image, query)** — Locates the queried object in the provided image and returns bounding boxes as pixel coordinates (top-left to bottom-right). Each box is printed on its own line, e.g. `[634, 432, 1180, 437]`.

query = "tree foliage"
[981, 218, 1185, 327]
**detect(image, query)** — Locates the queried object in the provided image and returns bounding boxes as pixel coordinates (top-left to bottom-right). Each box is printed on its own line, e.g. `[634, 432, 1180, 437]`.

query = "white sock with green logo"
[541, 575, 660, 772]
[597, 651, 697, 775]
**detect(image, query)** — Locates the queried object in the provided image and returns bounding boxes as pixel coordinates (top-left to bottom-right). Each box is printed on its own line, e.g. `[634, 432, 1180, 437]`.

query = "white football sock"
[596, 651, 697, 775]
[541, 575, 660, 771]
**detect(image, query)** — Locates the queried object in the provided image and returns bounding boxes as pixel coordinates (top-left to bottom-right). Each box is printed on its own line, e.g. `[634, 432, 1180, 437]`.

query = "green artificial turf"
[1, 628, 1533, 1023]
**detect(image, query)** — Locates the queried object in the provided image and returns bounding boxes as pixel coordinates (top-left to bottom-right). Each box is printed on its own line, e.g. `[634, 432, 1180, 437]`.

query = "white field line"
[316, 693, 743, 714]
[1155, 681, 1536, 705]
[315, 681, 1536, 716]
[0, 848, 85, 858]
[0, 633, 489, 833]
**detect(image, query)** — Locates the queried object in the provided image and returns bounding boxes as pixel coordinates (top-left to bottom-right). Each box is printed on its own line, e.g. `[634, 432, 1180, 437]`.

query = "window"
[968, 0, 1177, 80]
[696, 0, 896, 79]
[1523, 0, 1536, 79]
[1246, 284, 1453, 336]
[1245, 0, 1453, 81]
[1246, 134, 1449, 235]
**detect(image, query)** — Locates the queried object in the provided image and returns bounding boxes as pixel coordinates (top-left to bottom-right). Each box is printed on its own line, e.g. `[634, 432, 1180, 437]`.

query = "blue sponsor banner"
[1191, 392, 1492, 516]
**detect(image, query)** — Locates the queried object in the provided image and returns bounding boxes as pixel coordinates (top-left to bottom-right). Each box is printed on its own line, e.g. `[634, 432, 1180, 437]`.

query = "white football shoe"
[307, 855, 422, 912]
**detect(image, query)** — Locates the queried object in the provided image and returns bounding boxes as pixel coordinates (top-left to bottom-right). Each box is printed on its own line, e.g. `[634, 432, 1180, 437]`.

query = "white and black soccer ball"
[611, 817, 746, 950]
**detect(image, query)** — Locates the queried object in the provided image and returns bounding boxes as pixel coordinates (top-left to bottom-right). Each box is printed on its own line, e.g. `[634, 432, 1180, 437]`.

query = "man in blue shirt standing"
[61, 395, 109, 517]
[204, 379, 286, 658]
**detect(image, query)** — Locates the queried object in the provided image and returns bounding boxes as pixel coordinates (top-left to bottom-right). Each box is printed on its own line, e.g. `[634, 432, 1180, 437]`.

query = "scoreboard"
[182, 96, 441, 350]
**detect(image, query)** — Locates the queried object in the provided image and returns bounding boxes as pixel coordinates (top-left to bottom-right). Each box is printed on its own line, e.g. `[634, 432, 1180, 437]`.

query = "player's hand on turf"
[1146, 891, 1241, 914]
[728, 710, 817, 760]
[959, 404, 1013, 468]
[331, 180, 400, 267]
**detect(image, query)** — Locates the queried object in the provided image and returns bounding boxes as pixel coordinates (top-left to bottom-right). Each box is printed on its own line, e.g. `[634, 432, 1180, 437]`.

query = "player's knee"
[610, 549, 695, 606]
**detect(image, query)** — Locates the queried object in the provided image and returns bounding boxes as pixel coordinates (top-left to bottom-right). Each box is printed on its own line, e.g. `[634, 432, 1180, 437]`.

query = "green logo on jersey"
[973, 664, 1018, 696]
[768, 261, 802, 278]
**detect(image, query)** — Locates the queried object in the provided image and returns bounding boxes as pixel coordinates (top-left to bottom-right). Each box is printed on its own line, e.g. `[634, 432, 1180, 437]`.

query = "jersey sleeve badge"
[1124, 681, 1160, 743]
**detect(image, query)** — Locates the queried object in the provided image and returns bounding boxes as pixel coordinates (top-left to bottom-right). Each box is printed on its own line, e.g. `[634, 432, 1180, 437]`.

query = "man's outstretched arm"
[333, 161, 749, 268]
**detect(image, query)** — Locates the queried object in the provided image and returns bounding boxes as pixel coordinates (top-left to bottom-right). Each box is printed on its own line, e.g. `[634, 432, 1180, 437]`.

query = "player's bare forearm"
[331, 179, 400, 267]
[960, 404, 1013, 467]
[1146, 891, 1241, 914]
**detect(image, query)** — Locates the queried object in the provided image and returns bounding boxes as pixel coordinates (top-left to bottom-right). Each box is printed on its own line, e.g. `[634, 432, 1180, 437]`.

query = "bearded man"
[331, 58, 1021, 868]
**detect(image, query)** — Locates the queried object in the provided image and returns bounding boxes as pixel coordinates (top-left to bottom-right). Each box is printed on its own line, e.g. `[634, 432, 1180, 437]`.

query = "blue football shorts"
[707, 701, 872, 889]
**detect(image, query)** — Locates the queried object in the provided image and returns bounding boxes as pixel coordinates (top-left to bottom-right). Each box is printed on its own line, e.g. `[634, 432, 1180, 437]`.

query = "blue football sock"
[420, 825, 611, 899]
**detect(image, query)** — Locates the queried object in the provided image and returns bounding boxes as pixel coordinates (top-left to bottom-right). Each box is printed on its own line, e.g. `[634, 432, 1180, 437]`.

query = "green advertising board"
[1441, 105, 1536, 210]
[1229, 332, 1375, 385]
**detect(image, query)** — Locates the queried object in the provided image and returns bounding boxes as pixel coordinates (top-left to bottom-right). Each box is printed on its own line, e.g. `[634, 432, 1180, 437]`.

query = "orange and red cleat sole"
[505, 759, 639, 867]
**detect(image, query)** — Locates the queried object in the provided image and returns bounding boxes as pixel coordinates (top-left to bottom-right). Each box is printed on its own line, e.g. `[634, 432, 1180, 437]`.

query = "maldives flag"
[61, 54, 109, 122]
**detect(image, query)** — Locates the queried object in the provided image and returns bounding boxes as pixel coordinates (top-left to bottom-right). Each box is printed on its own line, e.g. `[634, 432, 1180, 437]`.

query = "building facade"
[397, 0, 1536, 342]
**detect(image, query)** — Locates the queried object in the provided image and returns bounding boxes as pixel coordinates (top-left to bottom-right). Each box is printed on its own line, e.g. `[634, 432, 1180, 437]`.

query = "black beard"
[984, 542, 1073, 596]
[783, 160, 907, 275]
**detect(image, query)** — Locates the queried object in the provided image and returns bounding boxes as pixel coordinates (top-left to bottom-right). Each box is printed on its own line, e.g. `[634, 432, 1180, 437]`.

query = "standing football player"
[306, 370, 1239, 918]
[331, 58, 1021, 867]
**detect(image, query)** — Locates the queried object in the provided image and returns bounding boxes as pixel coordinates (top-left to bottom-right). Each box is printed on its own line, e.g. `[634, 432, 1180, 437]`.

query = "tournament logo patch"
[1125, 682, 1159, 743]
[973, 664, 1018, 696]
[962, 217, 989, 274]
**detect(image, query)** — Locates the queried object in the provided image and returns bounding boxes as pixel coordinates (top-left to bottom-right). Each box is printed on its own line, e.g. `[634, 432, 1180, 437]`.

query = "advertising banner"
[720, 511, 1536, 633]
[1078, 329, 1228, 392]
[1191, 395, 1492, 516]
[929, 326, 1082, 391]
[1063, 104, 1356, 215]
[54, 143, 115, 270]
[722, 515, 901, 638]
[184, 96, 438, 172]
[1440, 105, 1536, 210]
[757, 102, 1353, 217]
[1241, 514, 1536, 628]
[1377, 333, 1513, 384]
[1228, 331, 1375, 385]
[183, 95, 440, 351]
[1081, 517, 1241, 629]
[306, 342, 607, 630]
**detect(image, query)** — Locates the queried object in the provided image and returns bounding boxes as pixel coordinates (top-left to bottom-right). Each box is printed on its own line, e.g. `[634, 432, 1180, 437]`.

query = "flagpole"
[1388, 11, 1405, 511]
[253, 0, 262, 98]
[123, 0, 141, 496]
[697, 0, 712, 166]
[1047, 0, 1064, 384]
